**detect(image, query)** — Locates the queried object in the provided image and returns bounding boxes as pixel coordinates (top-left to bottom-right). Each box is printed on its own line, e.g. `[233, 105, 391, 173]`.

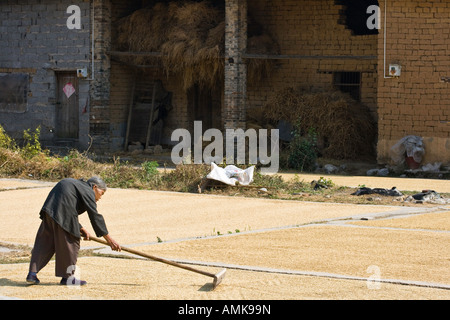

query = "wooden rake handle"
[87, 235, 216, 279]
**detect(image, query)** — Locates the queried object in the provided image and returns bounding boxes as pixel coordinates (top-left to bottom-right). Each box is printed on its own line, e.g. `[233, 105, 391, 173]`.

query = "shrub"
[142, 161, 159, 179]
[287, 123, 318, 172]
[21, 126, 44, 159]
[0, 125, 16, 150]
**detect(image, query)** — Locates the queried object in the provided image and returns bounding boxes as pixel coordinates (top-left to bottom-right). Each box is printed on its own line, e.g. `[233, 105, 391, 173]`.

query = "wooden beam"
[108, 51, 163, 57]
[243, 53, 377, 60]
[108, 51, 377, 61]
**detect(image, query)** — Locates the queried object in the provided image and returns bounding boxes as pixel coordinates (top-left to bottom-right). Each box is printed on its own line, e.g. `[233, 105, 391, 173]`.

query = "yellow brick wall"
[247, 0, 378, 119]
[377, 0, 450, 164]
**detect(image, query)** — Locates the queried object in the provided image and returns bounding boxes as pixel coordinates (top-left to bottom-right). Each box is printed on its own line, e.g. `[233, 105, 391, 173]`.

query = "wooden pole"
[145, 82, 157, 149]
[124, 76, 136, 151]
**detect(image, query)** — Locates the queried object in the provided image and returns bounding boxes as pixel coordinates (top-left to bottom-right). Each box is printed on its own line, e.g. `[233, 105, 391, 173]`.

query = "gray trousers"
[29, 213, 80, 278]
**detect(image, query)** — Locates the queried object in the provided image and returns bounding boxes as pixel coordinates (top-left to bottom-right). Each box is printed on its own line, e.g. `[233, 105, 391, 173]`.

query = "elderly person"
[26, 176, 121, 286]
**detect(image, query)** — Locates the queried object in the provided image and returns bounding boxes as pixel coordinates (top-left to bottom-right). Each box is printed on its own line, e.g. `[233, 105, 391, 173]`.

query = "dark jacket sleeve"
[78, 185, 109, 237]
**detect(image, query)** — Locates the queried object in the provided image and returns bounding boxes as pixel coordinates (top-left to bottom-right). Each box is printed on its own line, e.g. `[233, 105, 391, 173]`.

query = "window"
[333, 71, 361, 101]
[0, 73, 29, 113]
[335, 0, 379, 35]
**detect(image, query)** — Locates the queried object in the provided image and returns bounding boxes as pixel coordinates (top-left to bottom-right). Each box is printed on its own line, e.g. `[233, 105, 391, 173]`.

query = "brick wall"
[246, 0, 378, 119]
[376, 0, 450, 164]
[224, 0, 247, 130]
[89, 0, 112, 151]
[4, 0, 447, 164]
[108, 0, 379, 152]
[84, 0, 449, 164]
[0, 0, 92, 149]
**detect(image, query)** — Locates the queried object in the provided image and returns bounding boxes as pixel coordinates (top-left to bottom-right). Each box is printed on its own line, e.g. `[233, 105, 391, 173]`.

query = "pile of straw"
[263, 87, 376, 159]
[116, 1, 277, 90]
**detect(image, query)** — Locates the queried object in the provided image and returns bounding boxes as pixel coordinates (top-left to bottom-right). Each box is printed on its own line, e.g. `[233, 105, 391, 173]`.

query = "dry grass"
[2, 142, 446, 208]
[3, 126, 446, 210]
[0, 148, 102, 180]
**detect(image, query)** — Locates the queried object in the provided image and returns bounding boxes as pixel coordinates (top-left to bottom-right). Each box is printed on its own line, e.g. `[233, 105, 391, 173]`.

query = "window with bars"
[333, 71, 361, 101]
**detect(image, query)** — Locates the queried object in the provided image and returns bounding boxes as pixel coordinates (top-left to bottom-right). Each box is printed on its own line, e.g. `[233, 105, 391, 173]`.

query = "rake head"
[212, 269, 227, 290]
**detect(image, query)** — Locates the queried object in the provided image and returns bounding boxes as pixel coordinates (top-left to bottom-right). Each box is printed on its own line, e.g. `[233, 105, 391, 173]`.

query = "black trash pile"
[404, 190, 450, 204]
[351, 187, 402, 197]
[351, 186, 450, 204]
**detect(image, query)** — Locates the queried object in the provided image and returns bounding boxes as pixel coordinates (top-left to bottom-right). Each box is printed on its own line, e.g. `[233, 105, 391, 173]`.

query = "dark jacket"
[40, 178, 108, 238]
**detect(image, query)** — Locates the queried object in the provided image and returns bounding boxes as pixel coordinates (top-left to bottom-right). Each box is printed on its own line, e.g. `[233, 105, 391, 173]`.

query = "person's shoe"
[60, 277, 87, 286]
[26, 273, 40, 285]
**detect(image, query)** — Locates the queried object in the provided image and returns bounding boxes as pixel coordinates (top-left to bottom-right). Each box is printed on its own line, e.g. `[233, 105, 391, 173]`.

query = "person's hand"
[80, 227, 91, 240]
[104, 234, 121, 252]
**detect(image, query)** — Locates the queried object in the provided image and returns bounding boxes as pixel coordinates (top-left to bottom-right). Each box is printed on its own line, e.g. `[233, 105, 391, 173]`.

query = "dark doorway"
[187, 84, 222, 131]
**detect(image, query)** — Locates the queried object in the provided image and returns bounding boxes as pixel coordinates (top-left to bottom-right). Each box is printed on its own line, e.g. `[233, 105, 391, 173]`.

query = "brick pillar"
[224, 0, 247, 130]
[89, 0, 111, 151]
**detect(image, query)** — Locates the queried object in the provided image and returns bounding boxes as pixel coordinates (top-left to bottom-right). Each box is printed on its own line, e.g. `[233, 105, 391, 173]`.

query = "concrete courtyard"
[0, 174, 449, 300]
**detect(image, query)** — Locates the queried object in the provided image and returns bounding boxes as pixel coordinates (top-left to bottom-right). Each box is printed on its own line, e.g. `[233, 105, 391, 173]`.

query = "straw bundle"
[161, 2, 224, 90]
[116, 3, 172, 66]
[264, 87, 376, 159]
[116, 1, 277, 90]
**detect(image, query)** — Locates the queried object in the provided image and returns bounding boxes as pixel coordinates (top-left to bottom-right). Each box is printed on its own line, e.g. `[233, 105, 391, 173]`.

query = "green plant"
[142, 161, 159, 178]
[21, 126, 44, 158]
[0, 125, 16, 150]
[317, 176, 335, 188]
[287, 123, 318, 172]
[253, 171, 287, 189]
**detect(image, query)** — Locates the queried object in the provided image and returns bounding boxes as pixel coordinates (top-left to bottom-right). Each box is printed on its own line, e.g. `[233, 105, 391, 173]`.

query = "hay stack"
[264, 87, 376, 159]
[116, 1, 277, 90]
[116, 3, 171, 69]
[161, 2, 224, 90]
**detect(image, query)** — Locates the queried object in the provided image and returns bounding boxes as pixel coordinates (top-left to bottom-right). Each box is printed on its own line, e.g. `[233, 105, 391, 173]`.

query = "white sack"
[390, 135, 425, 165]
[206, 163, 255, 186]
